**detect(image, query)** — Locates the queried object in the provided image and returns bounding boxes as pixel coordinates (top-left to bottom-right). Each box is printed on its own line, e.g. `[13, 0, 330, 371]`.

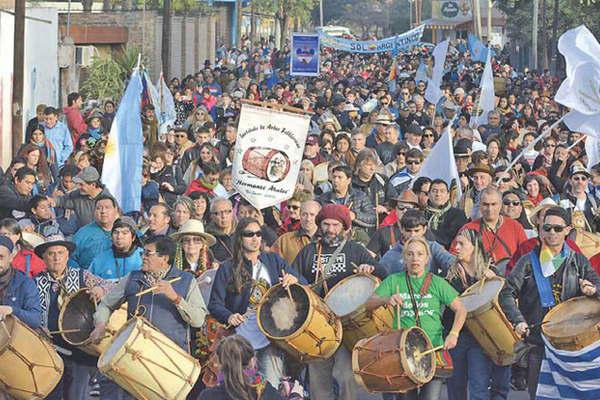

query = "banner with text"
[319, 25, 425, 53]
[232, 104, 310, 209]
[291, 33, 320, 76]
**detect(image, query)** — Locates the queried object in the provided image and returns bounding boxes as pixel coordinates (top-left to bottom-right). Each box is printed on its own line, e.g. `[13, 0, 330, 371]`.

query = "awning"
[421, 18, 472, 30]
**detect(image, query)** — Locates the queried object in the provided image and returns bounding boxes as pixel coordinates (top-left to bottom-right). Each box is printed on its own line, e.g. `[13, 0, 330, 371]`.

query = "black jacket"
[423, 205, 469, 249]
[198, 382, 284, 400]
[317, 188, 376, 228]
[0, 182, 31, 220]
[150, 165, 186, 205]
[367, 225, 402, 258]
[499, 245, 600, 345]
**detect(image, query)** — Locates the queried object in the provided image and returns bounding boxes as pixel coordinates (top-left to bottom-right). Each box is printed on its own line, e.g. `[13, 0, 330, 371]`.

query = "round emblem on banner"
[242, 147, 291, 183]
[441, 1, 460, 18]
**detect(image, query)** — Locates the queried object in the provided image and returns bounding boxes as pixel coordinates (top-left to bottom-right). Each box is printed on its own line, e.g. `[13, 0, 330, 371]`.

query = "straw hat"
[170, 219, 216, 247]
[34, 234, 76, 258]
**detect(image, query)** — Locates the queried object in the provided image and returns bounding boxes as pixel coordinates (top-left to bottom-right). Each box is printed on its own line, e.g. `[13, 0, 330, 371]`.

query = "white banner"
[232, 104, 311, 209]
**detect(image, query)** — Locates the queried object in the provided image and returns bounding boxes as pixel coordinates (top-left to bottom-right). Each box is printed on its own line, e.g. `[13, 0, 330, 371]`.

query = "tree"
[254, 0, 318, 47]
[81, 0, 94, 11]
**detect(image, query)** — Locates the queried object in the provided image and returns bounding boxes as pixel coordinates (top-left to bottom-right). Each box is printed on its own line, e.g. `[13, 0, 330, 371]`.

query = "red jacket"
[186, 180, 215, 196]
[12, 248, 46, 278]
[63, 105, 87, 143]
[589, 252, 600, 276]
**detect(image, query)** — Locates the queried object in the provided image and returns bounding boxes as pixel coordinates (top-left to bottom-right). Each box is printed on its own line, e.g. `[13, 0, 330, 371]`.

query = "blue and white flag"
[156, 72, 176, 135]
[424, 40, 449, 105]
[101, 70, 144, 214]
[468, 33, 494, 63]
[290, 33, 320, 76]
[319, 25, 424, 54]
[536, 334, 600, 400]
[471, 50, 495, 127]
[415, 61, 428, 83]
[554, 25, 600, 138]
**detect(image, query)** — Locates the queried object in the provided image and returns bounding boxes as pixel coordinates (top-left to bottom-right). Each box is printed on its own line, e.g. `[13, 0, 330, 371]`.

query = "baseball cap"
[73, 166, 100, 184]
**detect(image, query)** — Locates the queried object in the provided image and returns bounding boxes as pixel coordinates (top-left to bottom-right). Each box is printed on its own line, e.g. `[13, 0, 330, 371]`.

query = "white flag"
[424, 40, 449, 105]
[156, 72, 177, 135]
[585, 135, 600, 170]
[471, 50, 495, 127]
[416, 124, 463, 199]
[554, 25, 600, 137]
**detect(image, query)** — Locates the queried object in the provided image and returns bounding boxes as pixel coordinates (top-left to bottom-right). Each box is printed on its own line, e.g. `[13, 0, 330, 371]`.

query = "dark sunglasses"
[572, 176, 588, 182]
[544, 143, 556, 148]
[175, 134, 187, 138]
[241, 230, 262, 238]
[498, 177, 512, 183]
[287, 205, 300, 210]
[503, 199, 521, 206]
[542, 224, 567, 233]
[406, 160, 421, 165]
[423, 133, 434, 138]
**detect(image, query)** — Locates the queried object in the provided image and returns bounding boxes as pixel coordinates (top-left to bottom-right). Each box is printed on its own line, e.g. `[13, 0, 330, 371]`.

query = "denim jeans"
[527, 345, 544, 400]
[396, 378, 445, 400]
[46, 357, 95, 400]
[447, 333, 493, 400]
[99, 374, 134, 400]
[256, 344, 286, 387]
[490, 363, 511, 400]
[308, 346, 367, 400]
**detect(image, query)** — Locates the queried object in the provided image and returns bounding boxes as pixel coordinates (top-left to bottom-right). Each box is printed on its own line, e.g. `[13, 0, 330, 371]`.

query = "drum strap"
[481, 219, 511, 263]
[405, 272, 433, 327]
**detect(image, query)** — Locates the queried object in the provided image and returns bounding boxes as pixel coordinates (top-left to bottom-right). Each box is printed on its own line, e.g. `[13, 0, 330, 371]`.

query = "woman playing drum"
[365, 236, 467, 400]
[444, 229, 500, 400]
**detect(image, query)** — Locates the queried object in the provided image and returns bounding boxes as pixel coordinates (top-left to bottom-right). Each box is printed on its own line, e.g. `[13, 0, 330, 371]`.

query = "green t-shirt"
[375, 271, 458, 346]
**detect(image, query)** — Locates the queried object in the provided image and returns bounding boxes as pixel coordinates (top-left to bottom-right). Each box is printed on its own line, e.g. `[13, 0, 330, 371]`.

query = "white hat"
[170, 219, 216, 247]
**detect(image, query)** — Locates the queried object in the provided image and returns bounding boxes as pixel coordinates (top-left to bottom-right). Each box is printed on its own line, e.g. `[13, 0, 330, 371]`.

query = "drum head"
[99, 319, 137, 368]
[460, 278, 504, 313]
[402, 327, 435, 384]
[543, 297, 600, 338]
[325, 275, 378, 317]
[197, 269, 217, 305]
[60, 291, 96, 345]
[258, 285, 310, 338]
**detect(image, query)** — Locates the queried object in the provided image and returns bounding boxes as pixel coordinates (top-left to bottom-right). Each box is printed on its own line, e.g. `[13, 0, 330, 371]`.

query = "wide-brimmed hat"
[468, 163, 494, 176]
[86, 109, 104, 123]
[170, 219, 216, 247]
[375, 113, 394, 126]
[393, 189, 420, 206]
[569, 163, 591, 178]
[34, 234, 76, 258]
[342, 103, 360, 113]
[22, 231, 46, 249]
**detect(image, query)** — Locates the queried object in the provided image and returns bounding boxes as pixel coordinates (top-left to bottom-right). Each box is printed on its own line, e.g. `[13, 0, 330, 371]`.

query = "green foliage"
[80, 56, 125, 101]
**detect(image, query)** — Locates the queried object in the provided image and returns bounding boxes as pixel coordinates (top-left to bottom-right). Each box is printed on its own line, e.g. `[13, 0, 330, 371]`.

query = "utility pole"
[550, 0, 559, 74]
[12, 0, 25, 156]
[319, 0, 323, 27]
[236, 0, 243, 47]
[487, 0, 492, 42]
[540, 0, 548, 70]
[473, 0, 482, 38]
[532, 0, 538, 70]
[162, 0, 172, 78]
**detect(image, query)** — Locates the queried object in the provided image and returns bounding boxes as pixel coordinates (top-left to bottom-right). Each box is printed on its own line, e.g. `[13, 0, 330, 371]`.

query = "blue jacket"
[208, 252, 301, 325]
[381, 240, 456, 276]
[69, 222, 113, 269]
[43, 121, 73, 167]
[2, 270, 42, 328]
[89, 247, 143, 281]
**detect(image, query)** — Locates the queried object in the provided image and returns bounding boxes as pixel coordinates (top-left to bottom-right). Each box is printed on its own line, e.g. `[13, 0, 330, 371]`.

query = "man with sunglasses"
[389, 148, 425, 193]
[555, 164, 600, 232]
[500, 207, 600, 399]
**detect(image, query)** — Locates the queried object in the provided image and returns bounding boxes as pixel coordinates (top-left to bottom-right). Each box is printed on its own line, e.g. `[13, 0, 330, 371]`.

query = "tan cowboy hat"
[22, 231, 45, 249]
[170, 219, 216, 247]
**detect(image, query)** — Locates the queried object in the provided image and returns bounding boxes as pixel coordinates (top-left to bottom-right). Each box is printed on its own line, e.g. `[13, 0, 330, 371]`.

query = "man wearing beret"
[290, 203, 387, 400]
[0, 235, 41, 329]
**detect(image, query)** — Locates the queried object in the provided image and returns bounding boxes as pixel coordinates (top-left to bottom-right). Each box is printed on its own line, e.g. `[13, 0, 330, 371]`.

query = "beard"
[322, 232, 344, 247]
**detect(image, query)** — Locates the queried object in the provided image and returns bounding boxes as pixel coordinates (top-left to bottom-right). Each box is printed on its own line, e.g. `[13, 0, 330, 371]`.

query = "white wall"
[0, 8, 59, 169]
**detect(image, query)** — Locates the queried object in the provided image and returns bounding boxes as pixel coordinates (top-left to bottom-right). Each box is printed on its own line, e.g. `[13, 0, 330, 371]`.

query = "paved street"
[359, 386, 531, 399]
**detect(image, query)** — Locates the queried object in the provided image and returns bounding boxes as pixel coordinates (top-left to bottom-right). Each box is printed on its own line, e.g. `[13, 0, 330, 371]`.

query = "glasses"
[423, 134, 434, 138]
[287, 205, 300, 210]
[544, 143, 556, 148]
[175, 134, 187, 138]
[142, 250, 158, 257]
[498, 177, 512, 183]
[406, 160, 421, 165]
[503, 199, 521, 206]
[397, 152, 406, 156]
[396, 205, 415, 211]
[572, 176, 588, 182]
[212, 209, 232, 216]
[182, 237, 204, 245]
[542, 224, 567, 233]
[241, 230, 262, 238]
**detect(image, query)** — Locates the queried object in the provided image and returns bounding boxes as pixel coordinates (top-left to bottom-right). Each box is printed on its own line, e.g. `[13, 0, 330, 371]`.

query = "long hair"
[447, 229, 490, 282]
[230, 217, 260, 294]
[17, 143, 53, 190]
[216, 335, 257, 400]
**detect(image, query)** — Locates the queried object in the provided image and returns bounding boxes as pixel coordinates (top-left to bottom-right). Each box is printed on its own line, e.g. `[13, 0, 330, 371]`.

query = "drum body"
[242, 147, 291, 182]
[98, 317, 200, 400]
[257, 283, 342, 361]
[0, 315, 63, 400]
[542, 296, 600, 351]
[325, 274, 394, 350]
[460, 277, 519, 366]
[59, 289, 128, 356]
[574, 229, 600, 259]
[352, 327, 435, 393]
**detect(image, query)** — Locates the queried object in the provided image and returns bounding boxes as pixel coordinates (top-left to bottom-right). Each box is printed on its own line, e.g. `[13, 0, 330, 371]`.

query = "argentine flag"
[468, 33, 494, 63]
[536, 334, 600, 400]
[101, 69, 144, 214]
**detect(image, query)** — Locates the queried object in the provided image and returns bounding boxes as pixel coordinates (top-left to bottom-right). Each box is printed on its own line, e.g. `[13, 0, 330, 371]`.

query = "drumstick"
[135, 277, 182, 297]
[48, 328, 81, 335]
[395, 285, 401, 329]
[415, 345, 444, 359]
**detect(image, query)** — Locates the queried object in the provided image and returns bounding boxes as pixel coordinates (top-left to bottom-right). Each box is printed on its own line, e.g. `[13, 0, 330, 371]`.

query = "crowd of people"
[1, 32, 600, 400]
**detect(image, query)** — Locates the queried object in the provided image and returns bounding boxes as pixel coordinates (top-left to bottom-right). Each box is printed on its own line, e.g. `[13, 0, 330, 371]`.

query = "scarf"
[199, 176, 218, 190]
[529, 244, 570, 308]
[37, 268, 82, 327]
[144, 268, 169, 286]
[426, 201, 451, 230]
[0, 267, 15, 300]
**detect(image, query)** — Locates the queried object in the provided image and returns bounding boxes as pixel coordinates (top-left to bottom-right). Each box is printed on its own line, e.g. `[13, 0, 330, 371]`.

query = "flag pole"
[136, 53, 142, 71]
[499, 115, 565, 184]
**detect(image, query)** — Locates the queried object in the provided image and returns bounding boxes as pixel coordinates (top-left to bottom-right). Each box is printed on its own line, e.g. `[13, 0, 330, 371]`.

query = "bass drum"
[542, 296, 600, 351]
[0, 315, 63, 400]
[257, 283, 342, 361]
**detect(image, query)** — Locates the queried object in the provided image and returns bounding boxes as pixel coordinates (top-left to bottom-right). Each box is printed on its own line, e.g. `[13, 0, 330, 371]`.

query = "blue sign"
[319, 25, 425, 54]
[290, 33, 320, 77]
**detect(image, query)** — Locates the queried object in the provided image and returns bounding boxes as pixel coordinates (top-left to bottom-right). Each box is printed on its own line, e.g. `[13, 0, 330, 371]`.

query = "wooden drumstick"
[49, 328, 81, 335]
[415, 345, 444, 360]
[395, 284, 401, 329]
[135, 277, 182, 297]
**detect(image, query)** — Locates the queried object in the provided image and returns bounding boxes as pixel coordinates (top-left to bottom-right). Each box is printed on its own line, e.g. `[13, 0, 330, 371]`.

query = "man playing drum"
[34, 234, 110, 400]
[91, 235, 207, 400]
[290, 203, 387, 400]
[500, 206, 600, 399]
